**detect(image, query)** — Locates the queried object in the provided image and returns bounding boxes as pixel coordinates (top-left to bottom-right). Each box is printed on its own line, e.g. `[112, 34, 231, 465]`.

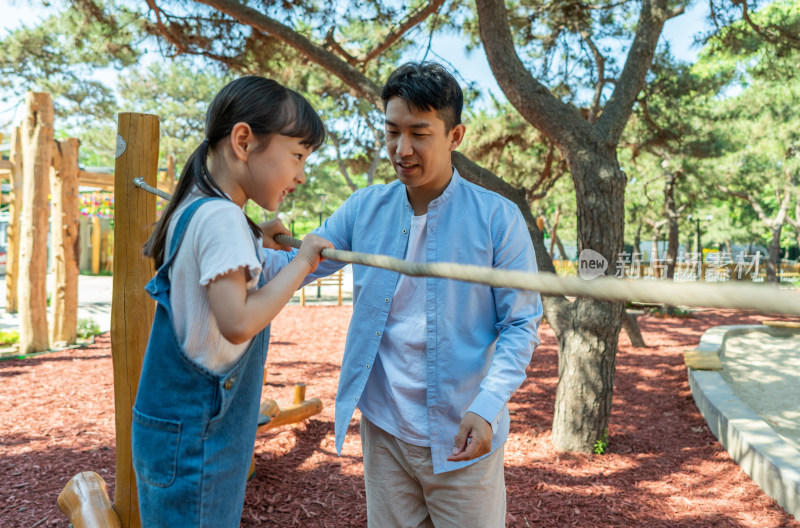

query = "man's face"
[384, 96, 464, 194]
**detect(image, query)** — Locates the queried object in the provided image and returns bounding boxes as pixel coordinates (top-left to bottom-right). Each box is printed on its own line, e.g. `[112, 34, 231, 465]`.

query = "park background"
[1, 0, 800, 526]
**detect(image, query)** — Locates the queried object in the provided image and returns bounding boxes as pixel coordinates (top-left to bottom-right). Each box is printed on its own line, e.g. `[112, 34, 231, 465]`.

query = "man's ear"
[230, 122, 255, 162]
[449, 123, 466, 151]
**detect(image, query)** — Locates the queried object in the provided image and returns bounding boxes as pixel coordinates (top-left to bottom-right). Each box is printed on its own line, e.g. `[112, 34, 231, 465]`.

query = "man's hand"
[259, 219, 292, 251]
[447, 411, 492, 462]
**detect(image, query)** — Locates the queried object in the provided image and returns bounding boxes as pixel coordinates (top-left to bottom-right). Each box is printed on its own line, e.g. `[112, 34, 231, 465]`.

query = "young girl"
[132, 76, 331, 528]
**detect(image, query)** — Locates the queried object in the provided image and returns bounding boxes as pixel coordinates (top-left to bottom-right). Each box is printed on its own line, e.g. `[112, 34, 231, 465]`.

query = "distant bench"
[300, 269, 344, 306]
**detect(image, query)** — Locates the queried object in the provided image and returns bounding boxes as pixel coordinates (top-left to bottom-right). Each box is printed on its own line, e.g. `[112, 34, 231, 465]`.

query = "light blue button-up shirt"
[263, 169, 542, 474]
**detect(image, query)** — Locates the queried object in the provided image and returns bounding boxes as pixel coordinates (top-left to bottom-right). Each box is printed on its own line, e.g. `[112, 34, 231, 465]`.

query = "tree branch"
[364, 120, 383, 186]
[474, 0, 596, 152]
[717, 183, 773, 226]
[580, 30, 607, 124]
[324, 27, 359, 66]
[195, 0, 383, 108]
[358, 0, 447, 64]
[595, 0, 681, 143]
[328, 132, 359, 193]
[736, 0, 800, 49]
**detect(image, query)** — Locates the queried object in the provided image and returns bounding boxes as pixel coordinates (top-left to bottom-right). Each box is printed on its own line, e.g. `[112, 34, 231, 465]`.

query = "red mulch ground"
[2, 307, 800, 527]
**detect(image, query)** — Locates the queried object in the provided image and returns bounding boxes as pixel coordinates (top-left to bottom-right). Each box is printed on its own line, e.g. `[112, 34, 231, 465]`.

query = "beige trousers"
[360, 416, 506, 528]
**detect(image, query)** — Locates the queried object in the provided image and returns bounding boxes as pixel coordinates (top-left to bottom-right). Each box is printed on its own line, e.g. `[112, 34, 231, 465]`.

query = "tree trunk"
[551, 149, 626, 451]
[549, 206, 561, 258]
[19, 92, 53, 354]
[651, 231, 660, 278]
[50, 138, 80, 345]
[665, 217, 679, 280]
[663, 171, 680, 280]
[6, 126, 23, 314]
[766, 224, 782, 283]
[621, 310, 646, 347]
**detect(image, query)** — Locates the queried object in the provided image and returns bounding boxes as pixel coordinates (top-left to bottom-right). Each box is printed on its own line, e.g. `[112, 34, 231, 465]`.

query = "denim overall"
[132, 197, 269, 527]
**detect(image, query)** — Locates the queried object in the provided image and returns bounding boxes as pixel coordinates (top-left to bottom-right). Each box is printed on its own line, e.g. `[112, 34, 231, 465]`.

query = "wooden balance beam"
[248, 382, 324, 479]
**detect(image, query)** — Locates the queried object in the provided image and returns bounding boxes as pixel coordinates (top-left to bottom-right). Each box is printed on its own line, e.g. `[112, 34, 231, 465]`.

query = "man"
[266, 61, 542, 526]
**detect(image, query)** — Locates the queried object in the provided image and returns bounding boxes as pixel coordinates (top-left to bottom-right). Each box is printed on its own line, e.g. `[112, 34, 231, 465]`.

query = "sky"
[0, 0, 713, 129]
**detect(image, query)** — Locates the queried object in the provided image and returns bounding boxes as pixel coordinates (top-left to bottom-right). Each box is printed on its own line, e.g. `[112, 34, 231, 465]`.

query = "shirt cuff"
[466, 390, 506, 434]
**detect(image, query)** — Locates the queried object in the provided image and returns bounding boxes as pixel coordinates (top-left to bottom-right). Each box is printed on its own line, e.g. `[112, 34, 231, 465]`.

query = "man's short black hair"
[381, 61, 463, 132]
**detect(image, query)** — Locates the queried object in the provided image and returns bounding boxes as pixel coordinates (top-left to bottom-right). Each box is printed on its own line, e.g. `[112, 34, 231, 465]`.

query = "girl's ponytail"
[143, 138, 219, 268]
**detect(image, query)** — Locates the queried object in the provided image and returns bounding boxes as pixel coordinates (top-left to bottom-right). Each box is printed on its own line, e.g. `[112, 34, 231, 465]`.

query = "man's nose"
[396, 134, 413, 156]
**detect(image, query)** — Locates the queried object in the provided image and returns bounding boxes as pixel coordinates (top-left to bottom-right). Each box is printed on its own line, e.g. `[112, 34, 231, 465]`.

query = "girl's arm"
[206, 234, 332, 344]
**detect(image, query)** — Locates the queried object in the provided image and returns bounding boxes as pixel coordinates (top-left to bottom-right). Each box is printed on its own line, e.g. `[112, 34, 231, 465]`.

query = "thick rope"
[134, 181, 800, 316]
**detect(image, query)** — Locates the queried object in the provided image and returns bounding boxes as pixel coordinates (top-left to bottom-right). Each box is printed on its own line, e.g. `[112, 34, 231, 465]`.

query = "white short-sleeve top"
[165, 189, 263, 374]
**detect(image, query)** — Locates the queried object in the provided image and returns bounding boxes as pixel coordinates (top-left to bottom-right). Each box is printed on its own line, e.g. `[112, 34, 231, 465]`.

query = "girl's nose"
[296, 167, 306, 184]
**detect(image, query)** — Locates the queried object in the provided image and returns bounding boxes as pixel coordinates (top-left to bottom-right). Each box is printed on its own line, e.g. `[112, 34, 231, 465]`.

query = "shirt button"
[223, 379, 234, 390]
[402, 229, 407, 234]
[376, 331, 381, 336]
[384, 298, 389, 302]
[366, 364, 370, 369]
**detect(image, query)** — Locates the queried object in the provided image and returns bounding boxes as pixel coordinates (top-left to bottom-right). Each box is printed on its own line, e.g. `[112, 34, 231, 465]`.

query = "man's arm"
[449, 204, 543, 462]
[261, 190, 361, 283]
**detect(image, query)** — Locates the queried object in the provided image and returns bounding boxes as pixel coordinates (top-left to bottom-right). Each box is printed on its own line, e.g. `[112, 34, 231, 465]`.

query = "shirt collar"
[427, 166, 460, 210]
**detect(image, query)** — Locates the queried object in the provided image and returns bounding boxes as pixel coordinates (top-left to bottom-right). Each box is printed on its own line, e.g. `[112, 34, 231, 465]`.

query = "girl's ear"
[230, 122, 255, 162]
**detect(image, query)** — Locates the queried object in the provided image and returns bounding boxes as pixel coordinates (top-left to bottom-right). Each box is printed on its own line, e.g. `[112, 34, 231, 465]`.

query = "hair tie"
[202, 138, 210, 145]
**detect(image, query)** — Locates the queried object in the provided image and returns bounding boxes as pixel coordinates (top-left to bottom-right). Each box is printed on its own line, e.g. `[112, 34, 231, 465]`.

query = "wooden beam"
[19, 92, 52, 354]
[50, 138, 80, 345]
[0, 159, 12, 170]
[79, 170, 114, 190]
[58, 472, 122, 528]
[111, 113, 159, 528]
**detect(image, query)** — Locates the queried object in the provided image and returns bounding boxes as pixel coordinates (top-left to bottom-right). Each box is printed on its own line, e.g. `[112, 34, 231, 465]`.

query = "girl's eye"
[295, 153, 303, 160]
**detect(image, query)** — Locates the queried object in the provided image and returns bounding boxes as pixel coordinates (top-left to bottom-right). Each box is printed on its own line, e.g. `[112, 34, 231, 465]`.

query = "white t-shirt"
[359, 214, 429, 446]
[166, 190, 263, 374]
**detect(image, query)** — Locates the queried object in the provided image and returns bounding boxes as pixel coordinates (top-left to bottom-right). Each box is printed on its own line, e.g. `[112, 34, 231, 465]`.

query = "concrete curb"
[688, 324, 800, 520]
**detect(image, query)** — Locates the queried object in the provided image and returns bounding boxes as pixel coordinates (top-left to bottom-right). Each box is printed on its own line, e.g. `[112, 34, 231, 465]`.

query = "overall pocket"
[132, 408, 181, 488]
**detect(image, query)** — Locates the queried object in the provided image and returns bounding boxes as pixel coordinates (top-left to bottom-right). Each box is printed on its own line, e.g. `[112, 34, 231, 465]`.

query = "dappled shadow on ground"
[1, 308, 799, 527]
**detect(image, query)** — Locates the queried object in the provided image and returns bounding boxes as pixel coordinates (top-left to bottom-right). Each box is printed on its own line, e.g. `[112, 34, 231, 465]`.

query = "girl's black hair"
[144, 76, 326, 268]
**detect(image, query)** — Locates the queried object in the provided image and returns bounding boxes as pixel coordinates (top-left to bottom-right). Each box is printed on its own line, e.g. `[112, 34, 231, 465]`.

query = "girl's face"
[243, 134, 313, 211]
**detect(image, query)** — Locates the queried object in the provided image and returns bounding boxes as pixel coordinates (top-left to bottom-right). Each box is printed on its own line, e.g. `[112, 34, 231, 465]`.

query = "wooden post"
[111, 113, 159, 528]
[91, 215, 101, 275]
[50, 138, 81, 345]
[166, 154, 176, 193]
[19, 92, 53, 354]
[6, 126, 23, 314]
[337, 269, 343, 306]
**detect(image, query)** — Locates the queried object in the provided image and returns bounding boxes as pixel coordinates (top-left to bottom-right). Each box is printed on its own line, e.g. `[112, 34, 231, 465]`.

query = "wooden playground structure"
[2, 98, 323, 526]
[0, 93, 177, 353]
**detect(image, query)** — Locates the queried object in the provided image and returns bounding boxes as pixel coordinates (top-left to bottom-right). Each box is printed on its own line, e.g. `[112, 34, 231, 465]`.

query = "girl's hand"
[296, 234, 333, 272]
[259, 219, 292, 251]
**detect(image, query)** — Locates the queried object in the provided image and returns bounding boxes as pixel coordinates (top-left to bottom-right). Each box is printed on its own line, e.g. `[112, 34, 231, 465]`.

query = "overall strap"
[160, 197, 225, 273]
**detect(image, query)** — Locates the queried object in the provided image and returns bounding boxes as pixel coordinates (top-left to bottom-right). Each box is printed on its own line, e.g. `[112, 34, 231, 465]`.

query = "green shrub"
[0, 330, 19, 346]
[76, 318, 102, 339]
[593, 429, 609, 455]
